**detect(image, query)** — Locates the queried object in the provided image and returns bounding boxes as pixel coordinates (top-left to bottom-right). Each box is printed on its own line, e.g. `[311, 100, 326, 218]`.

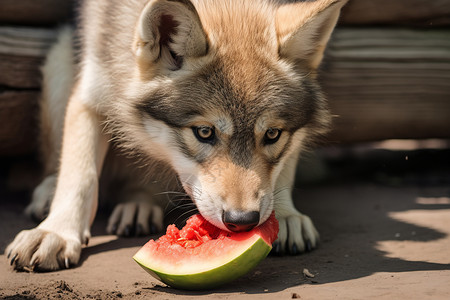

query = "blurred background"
[0, 0, 449, 202]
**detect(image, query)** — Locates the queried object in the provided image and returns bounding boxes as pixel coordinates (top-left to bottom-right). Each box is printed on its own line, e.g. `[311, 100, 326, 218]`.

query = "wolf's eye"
[193, 126, 215, 144]
[264, 128, 282, 145]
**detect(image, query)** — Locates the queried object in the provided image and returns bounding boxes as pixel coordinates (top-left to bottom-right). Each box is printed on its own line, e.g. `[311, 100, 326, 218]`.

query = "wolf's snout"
[222, 210, 260, 232]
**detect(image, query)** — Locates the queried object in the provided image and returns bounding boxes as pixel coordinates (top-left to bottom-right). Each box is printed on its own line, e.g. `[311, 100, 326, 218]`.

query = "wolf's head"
[126, 0, 346, 231]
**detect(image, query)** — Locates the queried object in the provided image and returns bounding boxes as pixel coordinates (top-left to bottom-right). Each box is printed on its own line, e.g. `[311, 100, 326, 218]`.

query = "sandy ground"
[1, 146, 450, 299]
[1, 182, 449, 299]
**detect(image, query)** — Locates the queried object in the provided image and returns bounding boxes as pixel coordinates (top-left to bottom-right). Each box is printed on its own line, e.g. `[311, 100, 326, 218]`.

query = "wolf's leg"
[25, 27, 74, 222]
[6, 83, 109, 271]
[272, 152, 319, 255]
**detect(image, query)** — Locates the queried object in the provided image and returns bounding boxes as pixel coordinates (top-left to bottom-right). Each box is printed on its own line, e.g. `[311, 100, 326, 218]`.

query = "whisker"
[155, 191, 187, 196]
[273, 186, 290, 198]
[168, 194, 191, 202]
[173, 208, 199, 225]
[165, 202, 196, 216]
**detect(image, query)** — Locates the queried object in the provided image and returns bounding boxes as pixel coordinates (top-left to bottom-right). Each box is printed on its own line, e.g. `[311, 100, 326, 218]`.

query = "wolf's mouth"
[179, 181, 225, 230]
[180, 179, 273, 232]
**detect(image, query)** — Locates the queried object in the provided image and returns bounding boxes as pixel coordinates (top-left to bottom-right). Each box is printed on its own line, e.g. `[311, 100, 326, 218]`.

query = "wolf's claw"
[10, 253, 18, 266]
[274, 212, 319, 256]
[136, 224, 143, 236]
[271, 241, 282, 255]
[6, 227, 82, 271]
[124, 225, 132, 237]
[150, 224, 158, 234]
[305, 240, 313, 252]
[107, 201, 164, 237]
[290, 243, 299, 255]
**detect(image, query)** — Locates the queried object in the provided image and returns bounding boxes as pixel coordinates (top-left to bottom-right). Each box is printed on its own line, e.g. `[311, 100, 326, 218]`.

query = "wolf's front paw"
[6, 227, 81, 271]
[107, 201, 163, 237]
[272, 212, 319, 255]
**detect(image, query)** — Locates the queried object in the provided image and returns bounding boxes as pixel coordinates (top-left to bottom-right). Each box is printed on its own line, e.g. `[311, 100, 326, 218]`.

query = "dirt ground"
[1, 146, 450, 299]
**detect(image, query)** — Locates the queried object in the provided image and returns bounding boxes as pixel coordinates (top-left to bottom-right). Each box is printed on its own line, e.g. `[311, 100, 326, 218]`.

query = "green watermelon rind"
[133, 237, 272, 290]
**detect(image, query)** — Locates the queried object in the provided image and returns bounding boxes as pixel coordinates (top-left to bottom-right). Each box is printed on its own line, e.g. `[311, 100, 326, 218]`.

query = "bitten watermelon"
[133, 212, 279, 290]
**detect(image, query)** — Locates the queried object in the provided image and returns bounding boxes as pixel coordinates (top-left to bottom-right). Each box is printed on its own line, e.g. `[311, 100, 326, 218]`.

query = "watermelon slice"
[133, 212, 278, 290]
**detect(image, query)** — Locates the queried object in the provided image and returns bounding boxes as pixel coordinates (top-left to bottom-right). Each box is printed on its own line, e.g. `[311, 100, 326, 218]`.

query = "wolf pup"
[7, 0, 347, 271]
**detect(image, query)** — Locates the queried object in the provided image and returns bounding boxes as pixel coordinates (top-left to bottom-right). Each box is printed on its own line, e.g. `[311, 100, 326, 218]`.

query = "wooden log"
[0, 91, 39, 156]
[0, 27, 57, 57]
[0, 27, 56, 156]
[0, 0, 72, 26]
[0, 55, 44, 89]
[0, 27, 57, 88]
[1, 0, 449, 27]
[321, 28, 450, 143]
[340, 0, 450, 26]
[1, 26, 450, 155]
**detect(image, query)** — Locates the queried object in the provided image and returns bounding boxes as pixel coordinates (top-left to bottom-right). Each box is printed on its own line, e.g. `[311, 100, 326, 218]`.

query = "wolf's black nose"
[222, 210, 260, 232]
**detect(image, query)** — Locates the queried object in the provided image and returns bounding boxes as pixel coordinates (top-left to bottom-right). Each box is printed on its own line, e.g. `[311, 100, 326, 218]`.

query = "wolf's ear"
[276, 0, 347, 72]
[133, 0, 207, 71]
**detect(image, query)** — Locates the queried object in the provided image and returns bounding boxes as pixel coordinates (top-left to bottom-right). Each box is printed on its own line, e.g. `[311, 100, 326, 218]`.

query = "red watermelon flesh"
[133, 212, 279, 289]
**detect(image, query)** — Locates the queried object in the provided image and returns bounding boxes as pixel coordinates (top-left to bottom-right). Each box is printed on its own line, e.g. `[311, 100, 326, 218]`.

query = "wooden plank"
[0, 91, 39, 156]
[0, 55, 44, 89]
[0, 0, 72, 26]
[340, 0, 450, 26]
[0, 26, 450, 156]
[321, 28, 450, 143]
[326, 29, 450, 62]
[1, 0, 449, 26]
[0, 27, 57, 88]
[0, 27, 57, 57]
[327, 95, 450, 142]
